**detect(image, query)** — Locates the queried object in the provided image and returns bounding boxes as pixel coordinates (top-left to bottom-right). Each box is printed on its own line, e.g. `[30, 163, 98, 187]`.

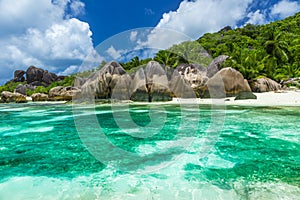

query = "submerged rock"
[250, 78, 281, 93]
[1, 91, 27, 103]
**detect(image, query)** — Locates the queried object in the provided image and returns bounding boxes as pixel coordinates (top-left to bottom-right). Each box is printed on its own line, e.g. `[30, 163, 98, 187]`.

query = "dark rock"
[30, 81, 47, 87]
[202, 67, 251, 98]
[1, 91, 27, 103]
[56, 76, 66, 81]
[14, 84, 26, 95]
[26, 66, 44, 84]
[13, 70, 25, 82]
[25, 84, 36, 91]
[31, 93, 49, 101]
[207, 55, 229, 78]
[250, 78, 281, 92]
[219, 26, 232, 32]
[234, 91, 257, 100]
[42, 70, 58, 85]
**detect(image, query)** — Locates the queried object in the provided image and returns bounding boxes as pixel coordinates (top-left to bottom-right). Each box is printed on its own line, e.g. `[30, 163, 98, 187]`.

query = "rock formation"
[174, 63, 208, 97]
[80, 61, 129, 100]
[250, 78, 281, 92]
[13, 70, 26, 82]
[1, 91, 27, 103]
[31, 93, 49, 102]
[14, 84, 27, 95]
[10, 66, 64, 87]
[131, 61, 172, 102]
[49, 86, 81, 101]
[235, 91, 257, 100]
[207, 55, 229, 78]
[201, 67, 252, 98]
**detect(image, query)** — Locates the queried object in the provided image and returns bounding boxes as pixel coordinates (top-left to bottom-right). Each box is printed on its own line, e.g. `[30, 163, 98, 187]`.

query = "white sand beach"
[171, 91, 300, 107]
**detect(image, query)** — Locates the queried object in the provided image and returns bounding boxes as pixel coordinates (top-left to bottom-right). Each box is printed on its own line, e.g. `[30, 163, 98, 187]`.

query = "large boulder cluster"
[75, 58, 254, 102]
[78, 61, 172, 102]
[1, 56, 283, 103]
[9, 66, 65, 87]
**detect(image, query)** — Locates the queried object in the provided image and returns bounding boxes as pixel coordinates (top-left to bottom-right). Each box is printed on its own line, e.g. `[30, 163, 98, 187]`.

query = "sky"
[0, 0, 299, 84]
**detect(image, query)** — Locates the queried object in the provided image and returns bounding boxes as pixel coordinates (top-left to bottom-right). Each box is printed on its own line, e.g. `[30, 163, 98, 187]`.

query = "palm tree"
[264, 31, 289, 66]
[154, 50, 180, 68]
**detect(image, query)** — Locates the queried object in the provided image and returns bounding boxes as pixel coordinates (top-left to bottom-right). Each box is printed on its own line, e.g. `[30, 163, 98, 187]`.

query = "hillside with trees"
[120, 12, 300, 85]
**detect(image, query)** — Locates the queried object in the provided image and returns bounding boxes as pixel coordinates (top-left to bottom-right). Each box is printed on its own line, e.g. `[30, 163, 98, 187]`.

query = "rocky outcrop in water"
[250, 78, 281, 92]
[0, 91, 27, 103]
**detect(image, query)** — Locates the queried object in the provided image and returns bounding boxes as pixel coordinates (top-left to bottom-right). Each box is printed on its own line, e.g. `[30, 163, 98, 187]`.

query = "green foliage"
[0, 82, 25, 93]
[197, 12, 300, 81]
[120, 57, 152, 71]
[168, 41, 212, 67]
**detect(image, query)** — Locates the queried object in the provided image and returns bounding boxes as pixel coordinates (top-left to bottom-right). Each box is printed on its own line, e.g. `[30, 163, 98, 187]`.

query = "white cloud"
[59, 65, 79, 75]
[246, 10, 267, 25]
[139, 0, 253, 50]
[130, 31, 138, 42]
[0, 0, 95, 84]
[70, 0, 85, 16]
[106, 46, 125, 60]
[270, 0, 300, 19]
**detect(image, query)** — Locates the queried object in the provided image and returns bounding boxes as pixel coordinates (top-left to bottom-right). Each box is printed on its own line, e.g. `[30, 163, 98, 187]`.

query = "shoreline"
[3, 90, 300, 107]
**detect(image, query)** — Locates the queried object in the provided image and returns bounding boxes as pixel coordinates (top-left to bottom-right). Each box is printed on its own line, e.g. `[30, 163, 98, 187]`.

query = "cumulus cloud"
[106, 46, 125, 60]
[70, 0, 85, 16]
[139, 0, 253, 49]
[270, 0, 300, 19]
[246, 10, 267, 25]
[130, 31, 138, 42]
[0, 0, 96, 84]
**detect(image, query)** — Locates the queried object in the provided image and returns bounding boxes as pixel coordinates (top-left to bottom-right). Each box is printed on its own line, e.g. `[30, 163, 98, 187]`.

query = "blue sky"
[0, 0, 299, 84]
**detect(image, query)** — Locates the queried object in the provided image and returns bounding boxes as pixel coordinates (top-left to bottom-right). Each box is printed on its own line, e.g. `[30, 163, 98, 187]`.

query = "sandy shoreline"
[22, 90, 300, 107]
[171, 91, 300, 107]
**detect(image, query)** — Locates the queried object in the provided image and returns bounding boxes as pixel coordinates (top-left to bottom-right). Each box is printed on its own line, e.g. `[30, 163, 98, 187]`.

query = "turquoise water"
[0, 103, 300, 199]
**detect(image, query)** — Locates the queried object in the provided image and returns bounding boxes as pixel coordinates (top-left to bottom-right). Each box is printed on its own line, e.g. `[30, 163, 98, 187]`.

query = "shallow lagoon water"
[0, 103, 299, 199]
